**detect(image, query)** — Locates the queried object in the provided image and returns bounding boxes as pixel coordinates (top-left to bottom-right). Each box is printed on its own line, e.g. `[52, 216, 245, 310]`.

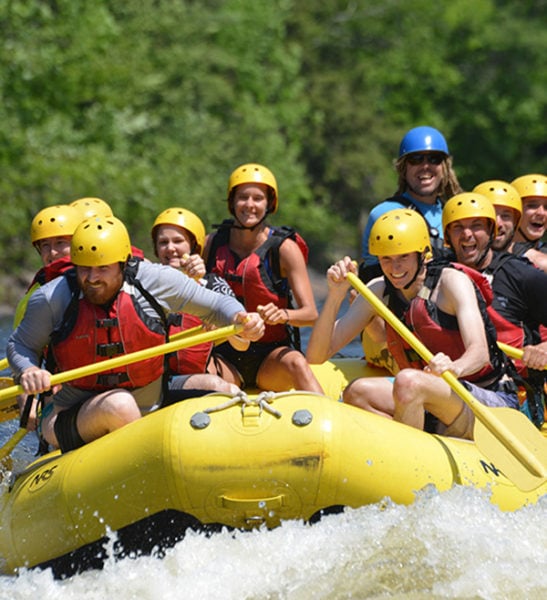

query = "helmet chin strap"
[231, 211, 270, 231]
[475, 225, 497, 269]
[403, 252, 426, 289]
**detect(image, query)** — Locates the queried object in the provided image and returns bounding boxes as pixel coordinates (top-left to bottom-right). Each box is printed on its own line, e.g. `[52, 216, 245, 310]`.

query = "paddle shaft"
[0, 323, 242, 406]
[0, 391, 35, 461]
[347, 272, 546, 479]
[0, 327, 203, 375]
[0, 428, 27, 461]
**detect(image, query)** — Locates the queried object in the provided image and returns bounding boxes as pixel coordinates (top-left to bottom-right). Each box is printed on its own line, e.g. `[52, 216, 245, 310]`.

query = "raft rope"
[202, 390, 283, 419]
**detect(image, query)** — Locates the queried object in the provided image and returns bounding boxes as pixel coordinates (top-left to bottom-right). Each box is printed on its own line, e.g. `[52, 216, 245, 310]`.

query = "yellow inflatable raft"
[0, 358, 545, 575]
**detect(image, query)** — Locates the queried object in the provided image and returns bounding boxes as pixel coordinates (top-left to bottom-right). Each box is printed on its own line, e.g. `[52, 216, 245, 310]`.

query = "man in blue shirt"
[361, 125, 462, 282]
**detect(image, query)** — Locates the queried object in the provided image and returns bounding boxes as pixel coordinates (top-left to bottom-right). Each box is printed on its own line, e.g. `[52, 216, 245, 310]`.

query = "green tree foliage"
[288, 0, 546, 247]
[0, 0, 323, 273]
[0, 0, 544, 298]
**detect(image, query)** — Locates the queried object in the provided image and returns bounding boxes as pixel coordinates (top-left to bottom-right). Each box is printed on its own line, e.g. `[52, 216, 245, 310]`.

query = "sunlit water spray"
[0, 485, 545, 599]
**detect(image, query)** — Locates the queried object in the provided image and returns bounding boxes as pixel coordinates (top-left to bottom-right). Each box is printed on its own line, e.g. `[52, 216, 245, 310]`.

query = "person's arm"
[7, 280, 66, 379]
[306, 257, 381, 363]
[428, 269, 489, 378]
[138, 262, 264, 342]
[524, 248, 547, 273]
[7, 279, 69, 395]
[275, 238, 318, 327]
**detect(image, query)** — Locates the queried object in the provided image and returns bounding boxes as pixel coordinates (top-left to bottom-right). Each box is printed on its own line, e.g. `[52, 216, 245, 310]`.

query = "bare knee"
[81, 390, 141, 438]
[185, 374, 239, 395]
[281, 350, 311, 376]
[393, 369, 424, 408]
[258, 348, 323, 394]
[343, 379, 376, 409]
[343, 377, 394, 417]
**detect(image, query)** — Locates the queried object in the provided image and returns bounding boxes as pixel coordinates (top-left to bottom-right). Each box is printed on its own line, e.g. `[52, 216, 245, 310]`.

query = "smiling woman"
[203, 163, 324, 394]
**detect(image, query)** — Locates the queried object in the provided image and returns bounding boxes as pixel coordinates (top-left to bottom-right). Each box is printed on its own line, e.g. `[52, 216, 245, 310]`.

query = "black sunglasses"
[406, 153, 445, 166]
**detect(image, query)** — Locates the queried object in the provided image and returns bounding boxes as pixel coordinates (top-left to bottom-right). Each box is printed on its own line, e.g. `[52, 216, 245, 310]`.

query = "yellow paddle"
[0, 327, 204, 375]
[0, 378, 29, 465]
[347, 271, 547, 492]
[0, 323, 242, 408]
[0, 325, 207, 414]
[0, 324, 213, 464]
[169, 324, 204, 341]
[0, 325, 203, 380]
[0, 377, 19, 423]
[0, 429, 27, 463]
[497, 341, 547, 370]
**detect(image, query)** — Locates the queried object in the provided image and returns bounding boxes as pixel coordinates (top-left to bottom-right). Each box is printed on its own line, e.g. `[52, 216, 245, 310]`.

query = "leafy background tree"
[0, 0, 544, 308]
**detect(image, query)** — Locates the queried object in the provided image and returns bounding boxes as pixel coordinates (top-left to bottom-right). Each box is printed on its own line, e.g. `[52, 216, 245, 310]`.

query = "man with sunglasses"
[361, 126, 462, 282]
[358, 126, 462, 372]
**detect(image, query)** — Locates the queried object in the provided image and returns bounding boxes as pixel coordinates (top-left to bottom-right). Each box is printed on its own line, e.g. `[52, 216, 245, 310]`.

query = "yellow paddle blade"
[0, 377, 18, 423]
[442, 369, 547, 489]
[474, 407, 547, 491]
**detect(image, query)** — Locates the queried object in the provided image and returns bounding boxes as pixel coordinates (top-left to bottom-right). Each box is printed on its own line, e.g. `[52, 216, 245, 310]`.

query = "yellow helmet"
[30, 204, 82, 245]
[472, 180, 522, 223]
[369, 208, 431, 256]
[442, 192, 497, 239]
[510, 174, 547, 199]
[70, 197, 113, 220]
[227, 163, 278, 214]
[151, 207, 206, 255]
[71, 216, 132, 267]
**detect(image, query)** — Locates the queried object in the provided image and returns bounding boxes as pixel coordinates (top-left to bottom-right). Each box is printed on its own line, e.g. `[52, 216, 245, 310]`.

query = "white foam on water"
[1, 485, 545, 600]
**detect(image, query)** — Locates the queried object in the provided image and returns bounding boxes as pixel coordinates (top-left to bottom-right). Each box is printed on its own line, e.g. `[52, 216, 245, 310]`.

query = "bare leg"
[183, 373, 239, 395]
[207, 354, 243, 387]
[392, 369, 464, 430]
[343, 377, 395, 418]
[42, 389, 141, 448]
[257, 347, 324, 393]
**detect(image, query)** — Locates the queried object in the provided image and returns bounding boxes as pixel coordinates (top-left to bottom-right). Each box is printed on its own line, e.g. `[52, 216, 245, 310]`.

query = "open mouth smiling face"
[521, 198, 546, 240]
[378, 253, 418, 288]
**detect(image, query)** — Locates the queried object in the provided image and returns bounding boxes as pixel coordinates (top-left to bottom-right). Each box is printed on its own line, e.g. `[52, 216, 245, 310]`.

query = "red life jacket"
[385, 261, 505, 386]
[167, 312, 212, 375]
[448, 262, 524, 348]
[207, 222, 308, 344]
[29, 255, 74, 289]
[50, 267, 167, 390]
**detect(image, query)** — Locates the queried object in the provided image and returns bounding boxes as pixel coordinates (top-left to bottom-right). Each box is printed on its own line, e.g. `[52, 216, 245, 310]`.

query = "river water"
[0, 314, 545, 599]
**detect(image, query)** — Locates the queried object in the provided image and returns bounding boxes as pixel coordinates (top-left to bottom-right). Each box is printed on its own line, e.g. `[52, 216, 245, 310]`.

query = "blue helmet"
[398, 126, 449, 158]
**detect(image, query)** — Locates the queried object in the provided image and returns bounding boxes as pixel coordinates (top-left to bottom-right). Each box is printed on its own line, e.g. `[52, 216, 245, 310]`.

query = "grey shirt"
[7, 260, 245, 380]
